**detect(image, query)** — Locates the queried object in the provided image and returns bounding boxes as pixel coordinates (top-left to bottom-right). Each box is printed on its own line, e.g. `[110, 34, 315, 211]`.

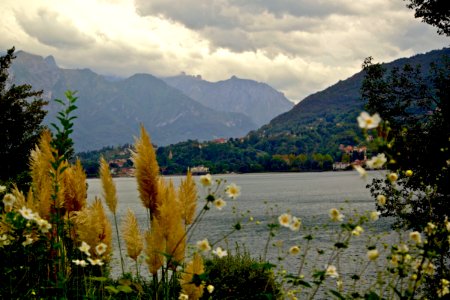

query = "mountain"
[10, 51, 258, 152]
[250, 47, 450, 154]
[163, 74, 294, 126]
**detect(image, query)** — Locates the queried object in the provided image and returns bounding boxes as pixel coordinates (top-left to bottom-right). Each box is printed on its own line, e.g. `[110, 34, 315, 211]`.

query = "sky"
[1, 0, 448, 103]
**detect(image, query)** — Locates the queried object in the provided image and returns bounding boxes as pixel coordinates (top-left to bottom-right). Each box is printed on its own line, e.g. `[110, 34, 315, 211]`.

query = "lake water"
[87, 171, 393, 286]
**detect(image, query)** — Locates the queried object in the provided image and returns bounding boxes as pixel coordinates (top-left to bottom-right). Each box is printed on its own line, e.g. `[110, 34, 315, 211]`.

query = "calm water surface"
[87, 171, 391, 279]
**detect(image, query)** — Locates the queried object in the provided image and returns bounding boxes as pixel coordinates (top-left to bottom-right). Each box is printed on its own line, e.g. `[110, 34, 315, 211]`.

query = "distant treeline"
[76, 136, 361, 177]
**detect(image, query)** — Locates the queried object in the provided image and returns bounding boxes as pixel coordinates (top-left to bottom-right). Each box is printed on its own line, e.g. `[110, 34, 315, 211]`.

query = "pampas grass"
[145, 219, 165, 276]
[122, 208, 144, 262]
[179, 169, 197, 226]
[63, 159, 87, 214]
[132, 125, 160, 221]
[72, 197, 112, 260]
[29, 130, 54, 218]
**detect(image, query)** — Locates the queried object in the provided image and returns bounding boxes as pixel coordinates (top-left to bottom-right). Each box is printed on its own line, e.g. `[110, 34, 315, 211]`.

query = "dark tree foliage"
[362, 57, 449, 228]
[0, 47, 48, 185]
[404, 0, 450, 36]
[362, 56, 449, 296]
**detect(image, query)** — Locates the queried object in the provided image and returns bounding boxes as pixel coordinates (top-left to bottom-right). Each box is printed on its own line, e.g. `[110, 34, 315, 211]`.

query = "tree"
[0, 47, 48, 185]
[404, 0, 450, 36]
[362, 57, 449, 227]
[361, 55, 450, 297]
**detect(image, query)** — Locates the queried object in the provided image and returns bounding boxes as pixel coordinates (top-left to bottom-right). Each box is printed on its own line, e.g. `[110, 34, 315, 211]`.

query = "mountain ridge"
[9, 50, 275, 151]
[163, 73, 294, 126]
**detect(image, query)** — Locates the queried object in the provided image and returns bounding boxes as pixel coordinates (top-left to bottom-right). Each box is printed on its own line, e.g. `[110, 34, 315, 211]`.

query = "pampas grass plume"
[179, 169, 197, 225]
[72, 197, 112, 259]
[100, 156, 118, 214]
[145, 219, 165, 275]
[29, 130, 53, 218]
[63, 160, 87, 214]
[132, 125, 160, 219]
[122, 209, 144, 261]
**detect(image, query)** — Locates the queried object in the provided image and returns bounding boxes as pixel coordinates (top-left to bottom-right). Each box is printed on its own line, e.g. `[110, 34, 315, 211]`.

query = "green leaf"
[329, 289, 346, 300]
[105, 286, 119, 294]
[334, 242, 348, 249]
[117, 285, 133, 293]
[364, 291, 382, 300]
[89, 276, 108, 282]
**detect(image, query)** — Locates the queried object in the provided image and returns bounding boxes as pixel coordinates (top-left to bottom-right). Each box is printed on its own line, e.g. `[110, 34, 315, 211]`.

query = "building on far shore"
[190, 165, 209, 175]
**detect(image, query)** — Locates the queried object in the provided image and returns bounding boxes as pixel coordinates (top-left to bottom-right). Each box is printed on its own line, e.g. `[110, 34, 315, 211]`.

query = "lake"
[87, 171, 392, 281]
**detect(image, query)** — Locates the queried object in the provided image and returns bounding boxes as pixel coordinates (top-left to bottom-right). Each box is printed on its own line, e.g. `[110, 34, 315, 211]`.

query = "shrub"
[202, 247, 281, 299]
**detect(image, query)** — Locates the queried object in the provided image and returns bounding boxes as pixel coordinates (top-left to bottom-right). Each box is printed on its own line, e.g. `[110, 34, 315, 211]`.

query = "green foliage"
[202, 248, 281, 300]
[0, 47, 47, 187]
[361, 54, 450, 298]
[51, 90, 78, 161]
[404, 0, 450, 36]
[362, 56, 450, 228]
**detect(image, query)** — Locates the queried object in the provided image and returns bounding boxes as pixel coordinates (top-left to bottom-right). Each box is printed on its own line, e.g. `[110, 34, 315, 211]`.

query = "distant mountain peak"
[163, 74, 294, 126]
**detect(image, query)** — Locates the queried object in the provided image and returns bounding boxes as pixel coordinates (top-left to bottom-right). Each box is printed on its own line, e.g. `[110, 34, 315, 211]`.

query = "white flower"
[387, 173, 398, 182]
[95, 243, 108, 255]
[225, 183, 241, 199]
[179, 293, 189, 300]
[325, 265, 339, 278]
[196, 238, 211, 252]
[207, 285, 215, 293]
[212, 246, 228, 258]
[370, 211, 381, 221]
[352, 225, 364, 236]
[199, 174, 212, 186]
[36, 218, 52, 233]
[0, 185, 6, 193]
[2, 193, 15, 206]
[87, 258, 104, 266]
[398, 244, 409, 253]
[329, 208, 345, 222]
[367, 249, 379, 261]
[366, 153, 387, 169]
[353, 165, 367, 178]
[377, 194, 386, 206]
[289, 216, 301, 231]
[213, 198, 227, 210]
[18, 206, 36, 220]
[22, 235, 34, 246]
[357, 111, 381, 129]
[289, 245, 301, 255]
[424, 222, 437, 235]
[409, 231, 422, 244]
[72, 259, 88, 267]
[79, 241, 91, 256]
[278, 213, 292, 227]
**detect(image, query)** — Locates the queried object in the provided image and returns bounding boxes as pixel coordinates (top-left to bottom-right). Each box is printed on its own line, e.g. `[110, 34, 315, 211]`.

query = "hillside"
[250, 47, 450, 155]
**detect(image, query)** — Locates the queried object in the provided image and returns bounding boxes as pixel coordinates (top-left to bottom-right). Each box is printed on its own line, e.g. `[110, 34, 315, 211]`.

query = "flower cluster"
[72, 241, 108, 267]
[278, 213, 301, 231]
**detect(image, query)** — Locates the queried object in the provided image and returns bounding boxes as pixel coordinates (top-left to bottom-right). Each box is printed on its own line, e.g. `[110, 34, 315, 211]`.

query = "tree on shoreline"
[0, 47, 48, 187]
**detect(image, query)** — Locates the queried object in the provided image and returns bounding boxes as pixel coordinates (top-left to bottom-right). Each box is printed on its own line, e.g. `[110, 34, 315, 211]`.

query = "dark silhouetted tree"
[0, 47, 48, 186]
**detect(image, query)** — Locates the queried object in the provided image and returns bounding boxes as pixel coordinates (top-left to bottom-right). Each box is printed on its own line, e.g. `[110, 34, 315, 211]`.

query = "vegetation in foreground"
[1, 96, 449, 298]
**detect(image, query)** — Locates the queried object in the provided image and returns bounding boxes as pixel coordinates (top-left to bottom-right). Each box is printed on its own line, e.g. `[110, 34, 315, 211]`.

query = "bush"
[202, 247, 281, 299]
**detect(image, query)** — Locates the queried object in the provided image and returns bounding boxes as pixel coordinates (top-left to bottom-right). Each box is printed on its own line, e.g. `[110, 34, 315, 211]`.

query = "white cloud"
[0, 0, 448, 102]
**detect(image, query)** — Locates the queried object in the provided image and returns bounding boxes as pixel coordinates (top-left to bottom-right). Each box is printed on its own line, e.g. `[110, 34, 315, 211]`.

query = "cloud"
[16, 8, 95, 49]
[0, 0, 448, 103]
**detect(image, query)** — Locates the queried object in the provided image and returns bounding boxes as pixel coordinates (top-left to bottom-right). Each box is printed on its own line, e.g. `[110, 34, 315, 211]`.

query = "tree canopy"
[0, 47, 48, 185]
[404, 0, 450, 36]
